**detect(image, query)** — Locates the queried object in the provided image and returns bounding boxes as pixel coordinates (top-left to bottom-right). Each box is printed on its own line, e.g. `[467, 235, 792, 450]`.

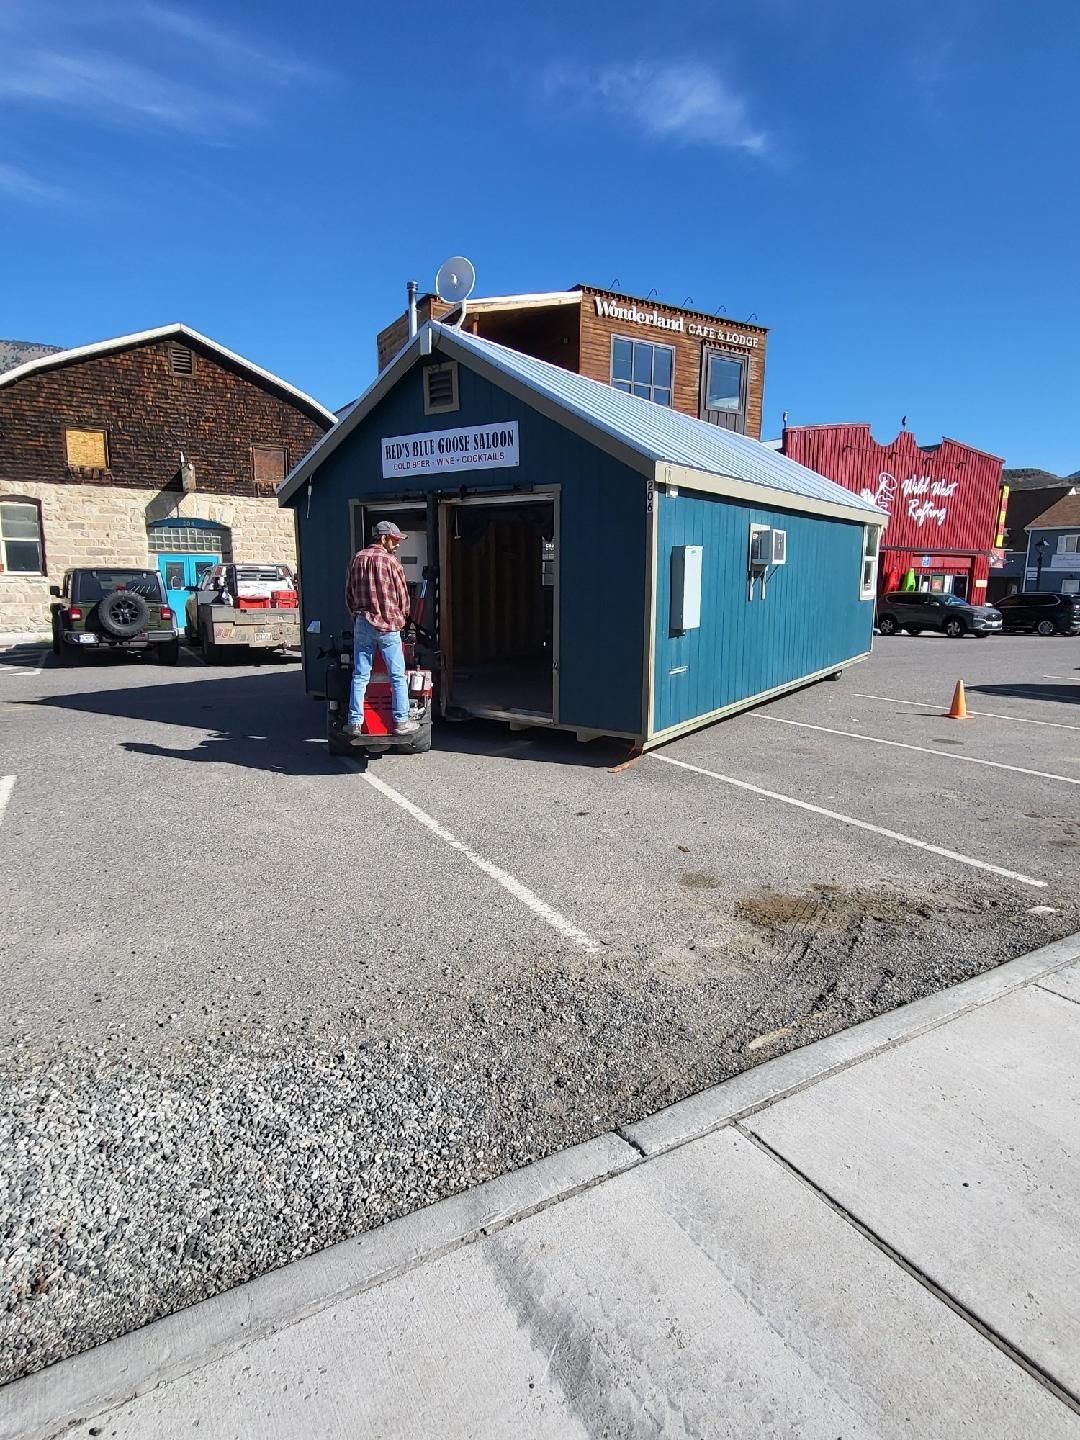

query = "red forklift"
[323, 574, 436, 757]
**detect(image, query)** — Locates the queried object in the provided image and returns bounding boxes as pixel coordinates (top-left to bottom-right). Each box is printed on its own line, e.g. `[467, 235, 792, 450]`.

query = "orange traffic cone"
[947, 680, 970, 720]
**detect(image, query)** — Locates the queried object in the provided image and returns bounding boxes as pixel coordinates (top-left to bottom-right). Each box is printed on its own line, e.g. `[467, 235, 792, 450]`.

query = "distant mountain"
[1002, 467, 1068, 490]
[0, 339, 62, 376]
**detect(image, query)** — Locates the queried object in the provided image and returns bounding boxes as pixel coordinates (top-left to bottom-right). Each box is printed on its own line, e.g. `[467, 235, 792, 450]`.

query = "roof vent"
[423, 361, 458, 415]
[169, 343, 195, 376]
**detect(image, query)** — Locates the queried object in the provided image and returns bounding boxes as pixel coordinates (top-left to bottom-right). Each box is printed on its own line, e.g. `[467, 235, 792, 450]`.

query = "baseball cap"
[374, 520, 406, 539]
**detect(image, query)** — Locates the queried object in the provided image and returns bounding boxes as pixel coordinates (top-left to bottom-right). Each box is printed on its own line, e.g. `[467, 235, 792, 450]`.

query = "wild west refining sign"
[860, 471, 959, 529]
[381, 422, 519, 479]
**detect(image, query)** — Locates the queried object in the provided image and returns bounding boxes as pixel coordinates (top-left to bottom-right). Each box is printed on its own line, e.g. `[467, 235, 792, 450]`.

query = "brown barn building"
[376, 286, 767, 439]
[0, 325, 334, 633]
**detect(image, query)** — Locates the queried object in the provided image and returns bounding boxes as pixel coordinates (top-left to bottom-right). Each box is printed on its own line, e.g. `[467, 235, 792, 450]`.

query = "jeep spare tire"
[97, 589, 149, 638]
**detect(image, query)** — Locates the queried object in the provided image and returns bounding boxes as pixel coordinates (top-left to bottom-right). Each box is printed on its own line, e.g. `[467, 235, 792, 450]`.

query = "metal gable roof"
[442, 326, 883, 516]
[279, 322, 885, 521]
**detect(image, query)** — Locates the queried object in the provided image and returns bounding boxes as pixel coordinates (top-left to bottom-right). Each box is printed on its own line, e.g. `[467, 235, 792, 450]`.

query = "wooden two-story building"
[376, 286, 767, 439]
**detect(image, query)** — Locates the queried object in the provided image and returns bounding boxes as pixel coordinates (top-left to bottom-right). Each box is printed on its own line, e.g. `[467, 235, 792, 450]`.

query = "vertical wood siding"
[578, 288, 767, 438]
[782, 425, 1004, 595]
[292, 357, 648, 736]
[652, 491, 873, 736]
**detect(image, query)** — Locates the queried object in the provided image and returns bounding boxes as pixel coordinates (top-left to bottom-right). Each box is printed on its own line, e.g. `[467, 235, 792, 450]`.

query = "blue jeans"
[347, 616, 408, 729]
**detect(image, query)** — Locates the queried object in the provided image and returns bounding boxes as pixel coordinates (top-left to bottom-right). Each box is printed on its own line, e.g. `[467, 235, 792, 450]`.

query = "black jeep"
[50, 568, 180, 664]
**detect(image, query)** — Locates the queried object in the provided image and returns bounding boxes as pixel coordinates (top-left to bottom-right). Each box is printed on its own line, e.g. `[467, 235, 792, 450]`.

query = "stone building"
[0, 324, 334, 633]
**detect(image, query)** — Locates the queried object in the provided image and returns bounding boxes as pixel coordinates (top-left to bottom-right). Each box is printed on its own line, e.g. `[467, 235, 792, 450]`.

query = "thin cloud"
[141, 4, 326, 85]
[0, 50, 257, 133]
[544, 60, 768, 155]
[0, 2, 324, 138]
[0, 162, 66, 202]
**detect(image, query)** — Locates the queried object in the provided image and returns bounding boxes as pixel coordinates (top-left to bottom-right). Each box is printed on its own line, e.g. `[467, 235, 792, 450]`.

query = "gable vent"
[423, 361, 458, 414]
[169, 344, 195, 376]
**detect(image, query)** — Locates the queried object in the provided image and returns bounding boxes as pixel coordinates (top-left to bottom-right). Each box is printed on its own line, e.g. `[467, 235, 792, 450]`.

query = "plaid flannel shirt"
[345, 544, 410, 633]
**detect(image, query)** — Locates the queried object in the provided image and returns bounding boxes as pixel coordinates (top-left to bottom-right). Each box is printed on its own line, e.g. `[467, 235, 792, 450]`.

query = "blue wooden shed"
[279, 323, 886, 748]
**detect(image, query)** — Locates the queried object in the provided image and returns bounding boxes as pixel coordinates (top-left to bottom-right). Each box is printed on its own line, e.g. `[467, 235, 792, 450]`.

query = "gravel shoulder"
[3, 883, 1076, 1383]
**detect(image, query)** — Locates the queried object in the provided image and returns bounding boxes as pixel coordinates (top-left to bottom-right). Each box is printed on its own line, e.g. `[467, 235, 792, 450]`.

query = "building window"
[0, 498, 44, 574]
[611, 337, 673, 407]
[65, 427, 108, 469]
[169, 344, 195, 376]
[147, 524, 227, 555]
[1059, 535, 1079, 554]
[704, 354, 744, 413]
[252, 445, 287, 488]
[861, 526, 880, 598]
[423, 362, 459, 415]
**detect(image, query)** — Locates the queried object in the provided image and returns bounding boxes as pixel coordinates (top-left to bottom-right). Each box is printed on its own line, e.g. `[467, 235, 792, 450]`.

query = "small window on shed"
[65, 427, 108, 470]
[169, 343, 195, 376]
[423, 362, 459, 415]
[252, 445, 287, 488]
[861, 526, 880, 599]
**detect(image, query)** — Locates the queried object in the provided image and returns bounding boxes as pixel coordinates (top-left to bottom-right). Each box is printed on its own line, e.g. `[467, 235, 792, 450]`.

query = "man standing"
[344, 521, 419, 737]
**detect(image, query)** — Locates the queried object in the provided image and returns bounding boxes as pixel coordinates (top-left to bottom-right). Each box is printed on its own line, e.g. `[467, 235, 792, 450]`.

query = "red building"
[782, 424, 1005, 601]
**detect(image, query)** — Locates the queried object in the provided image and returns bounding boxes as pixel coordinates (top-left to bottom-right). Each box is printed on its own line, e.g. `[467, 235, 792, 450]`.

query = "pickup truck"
[185, 562, 301, 661]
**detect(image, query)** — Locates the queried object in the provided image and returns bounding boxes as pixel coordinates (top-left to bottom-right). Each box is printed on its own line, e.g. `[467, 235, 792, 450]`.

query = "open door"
[442, 495, 556, 720]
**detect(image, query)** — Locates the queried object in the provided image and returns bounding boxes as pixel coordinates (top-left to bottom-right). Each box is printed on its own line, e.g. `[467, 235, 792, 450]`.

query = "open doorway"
[443, 496, 556, 719]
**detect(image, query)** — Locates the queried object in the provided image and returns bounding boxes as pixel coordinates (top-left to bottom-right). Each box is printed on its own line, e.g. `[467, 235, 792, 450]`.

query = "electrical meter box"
[750, 527, 788, 567]
[671, 544, 703, 631]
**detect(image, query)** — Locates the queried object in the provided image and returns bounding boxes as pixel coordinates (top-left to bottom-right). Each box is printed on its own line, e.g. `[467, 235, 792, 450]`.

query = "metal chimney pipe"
[407, 280, 418, 339]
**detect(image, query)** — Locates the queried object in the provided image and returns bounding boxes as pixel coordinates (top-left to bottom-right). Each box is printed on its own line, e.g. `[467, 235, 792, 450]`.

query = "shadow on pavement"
[32, 668, 630, 773]
[33, 669, 334, 777]
[0, 643, 48, 669]
[969, 682, 1080, 706]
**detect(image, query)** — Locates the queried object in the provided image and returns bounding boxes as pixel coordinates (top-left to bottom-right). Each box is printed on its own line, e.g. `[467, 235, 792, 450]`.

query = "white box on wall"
[671, 544, 703, 631]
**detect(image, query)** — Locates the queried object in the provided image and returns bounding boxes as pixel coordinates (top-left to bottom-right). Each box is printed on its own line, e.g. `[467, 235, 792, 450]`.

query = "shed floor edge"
[641, 651, 871, 750]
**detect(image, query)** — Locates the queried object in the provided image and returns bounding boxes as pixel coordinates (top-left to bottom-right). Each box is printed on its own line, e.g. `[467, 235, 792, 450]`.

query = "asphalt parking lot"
[2, 631, 1079, 1381]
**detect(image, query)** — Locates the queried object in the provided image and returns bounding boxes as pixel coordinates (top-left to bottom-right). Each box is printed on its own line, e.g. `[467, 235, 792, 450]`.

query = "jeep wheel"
[156, 639, 180, 665]
[97, 589, 149, 639]
[50, 617, 61, 656]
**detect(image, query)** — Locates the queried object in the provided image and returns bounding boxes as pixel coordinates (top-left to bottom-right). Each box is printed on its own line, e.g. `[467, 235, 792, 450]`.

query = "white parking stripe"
[653, 753, 1047, 889]
[1, 649, 45, 676]
[0, 775, 14, 828]
[358, 768, 601, 953]
[854, 692, 1080, 733]
[754, 714, 1080, 786]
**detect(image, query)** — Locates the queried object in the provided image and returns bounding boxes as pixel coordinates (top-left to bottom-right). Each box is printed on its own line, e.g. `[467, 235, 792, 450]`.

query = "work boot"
[393, 719, 420, 736]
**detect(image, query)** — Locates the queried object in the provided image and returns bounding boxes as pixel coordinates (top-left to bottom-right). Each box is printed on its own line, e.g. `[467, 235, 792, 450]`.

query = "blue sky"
[1, 0, 1076, 471]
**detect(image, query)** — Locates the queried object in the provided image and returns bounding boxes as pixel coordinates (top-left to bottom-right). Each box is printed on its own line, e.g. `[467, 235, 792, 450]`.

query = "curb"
[623, 929, 1080, 1157]
[1, 1136, 636, 1440]
[4, 933, 1078, 1438]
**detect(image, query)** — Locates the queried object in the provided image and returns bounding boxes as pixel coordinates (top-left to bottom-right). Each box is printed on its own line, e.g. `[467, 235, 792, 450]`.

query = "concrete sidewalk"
[5, 936, 1080, 1439]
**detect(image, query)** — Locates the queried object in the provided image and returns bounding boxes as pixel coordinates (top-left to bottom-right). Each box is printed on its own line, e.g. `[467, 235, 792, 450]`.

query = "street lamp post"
[1034, 538, 1051, 589]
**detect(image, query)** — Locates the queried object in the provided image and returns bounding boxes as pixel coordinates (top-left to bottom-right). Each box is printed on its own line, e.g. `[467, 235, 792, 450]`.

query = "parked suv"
[50, 568, 180, 663]
[995, 591, 1080, 636]
[875, 591, 1002, 638]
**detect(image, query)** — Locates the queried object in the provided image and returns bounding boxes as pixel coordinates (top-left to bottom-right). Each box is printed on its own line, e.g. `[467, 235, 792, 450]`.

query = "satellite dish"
[435, 256, 476, 324]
